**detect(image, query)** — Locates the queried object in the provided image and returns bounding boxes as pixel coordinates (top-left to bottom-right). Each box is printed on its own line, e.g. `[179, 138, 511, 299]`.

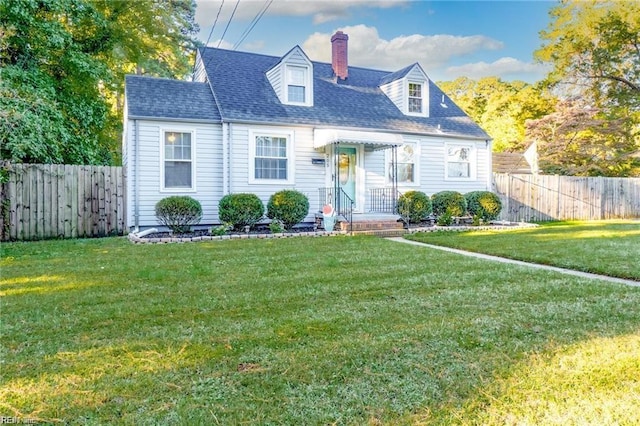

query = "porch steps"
[341, 218, 406, 237]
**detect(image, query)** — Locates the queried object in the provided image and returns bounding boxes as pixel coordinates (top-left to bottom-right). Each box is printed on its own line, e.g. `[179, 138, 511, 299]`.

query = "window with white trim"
[446, 143, 475, 179]
[162, 130, 194, 190]
[250, 130, 294, 184]
[408, 82, 423, 114]
[287, 66, 307, 104]
[388, 143, 419, 185]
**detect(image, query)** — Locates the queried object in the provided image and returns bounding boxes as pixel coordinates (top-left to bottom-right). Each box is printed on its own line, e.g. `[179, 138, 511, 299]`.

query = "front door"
[338, 147, 357, 206]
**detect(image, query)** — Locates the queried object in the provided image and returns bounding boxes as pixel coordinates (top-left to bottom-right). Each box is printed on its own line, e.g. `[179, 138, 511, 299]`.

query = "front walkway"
[387, 237, 640, 288]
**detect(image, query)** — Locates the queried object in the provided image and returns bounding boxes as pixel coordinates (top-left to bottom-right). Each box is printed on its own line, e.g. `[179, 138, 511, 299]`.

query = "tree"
[0, 0, 200, 165]
[439, 77, 556, 152]
[0, 0, 112, 164]
[536, 0, 640, 110]
[525, 100, 640, 176]
[533, 0, 640, 176]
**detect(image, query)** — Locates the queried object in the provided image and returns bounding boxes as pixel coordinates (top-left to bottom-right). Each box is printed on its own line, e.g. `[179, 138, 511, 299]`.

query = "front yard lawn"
[406, 220, 640, 281]
[1, 235, 639, 424]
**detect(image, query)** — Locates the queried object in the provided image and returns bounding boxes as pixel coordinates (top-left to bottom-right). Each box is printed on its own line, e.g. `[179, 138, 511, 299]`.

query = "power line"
[192, 0, 225, 78]
[199, 0, 240, 80]
[233, 0, 273, 50]
[204, 0, 225, 48]
[216, 0, 241, 49]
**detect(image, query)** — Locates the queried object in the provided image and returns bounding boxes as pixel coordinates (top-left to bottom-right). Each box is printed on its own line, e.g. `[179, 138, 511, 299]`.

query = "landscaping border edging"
[128, 229, 349, 244]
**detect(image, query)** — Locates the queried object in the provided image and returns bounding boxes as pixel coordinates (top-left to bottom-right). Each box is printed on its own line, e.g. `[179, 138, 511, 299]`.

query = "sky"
[194, 0, 556, 82]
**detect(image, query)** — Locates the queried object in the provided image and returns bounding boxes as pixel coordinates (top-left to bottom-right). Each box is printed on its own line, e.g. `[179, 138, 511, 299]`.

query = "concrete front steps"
[339, 214, 406, 237]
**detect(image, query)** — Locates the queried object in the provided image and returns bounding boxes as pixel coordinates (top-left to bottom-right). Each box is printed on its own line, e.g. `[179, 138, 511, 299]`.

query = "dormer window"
[287, 66, 307, 103]
[408, 83, 423, 114]
[266, 46, 314, 107]
[379, 63, 429, 117]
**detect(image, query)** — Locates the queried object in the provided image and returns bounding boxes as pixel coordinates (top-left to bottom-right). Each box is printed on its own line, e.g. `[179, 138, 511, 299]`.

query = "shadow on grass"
[2, 236, 640, 423]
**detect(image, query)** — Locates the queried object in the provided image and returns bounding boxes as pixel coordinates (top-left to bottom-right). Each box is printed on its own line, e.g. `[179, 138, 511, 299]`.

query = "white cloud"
[302, 25, 504, 72]
[207, 39, 234, 50]
[195, 0, 409, 28]
[446, 57, 551, 80]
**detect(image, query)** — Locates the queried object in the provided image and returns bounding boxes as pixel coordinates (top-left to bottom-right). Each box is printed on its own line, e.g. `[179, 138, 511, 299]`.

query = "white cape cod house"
[123, 32, 492, 231]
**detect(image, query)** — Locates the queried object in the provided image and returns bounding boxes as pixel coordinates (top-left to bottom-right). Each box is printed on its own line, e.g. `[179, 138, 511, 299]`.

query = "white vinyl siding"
[379, 64, 429, 117]
[192, 51, 205, 82]
[230, 125, 323, 223]
[125, 119, 223, 229]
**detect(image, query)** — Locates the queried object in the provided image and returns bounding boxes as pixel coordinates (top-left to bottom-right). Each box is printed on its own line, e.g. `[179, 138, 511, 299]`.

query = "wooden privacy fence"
[1, 163, 125, 241]
[493, 173, 640, 222]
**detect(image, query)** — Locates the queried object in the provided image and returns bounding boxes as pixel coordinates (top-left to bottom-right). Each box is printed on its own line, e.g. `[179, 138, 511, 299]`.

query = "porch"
[314, 128, 404, 234]
[317, 187, 404, 235]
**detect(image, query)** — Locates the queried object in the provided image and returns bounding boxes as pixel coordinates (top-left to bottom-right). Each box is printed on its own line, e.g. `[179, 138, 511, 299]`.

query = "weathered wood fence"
[1, 163, 125, 241]
[493, 173, 640, 222]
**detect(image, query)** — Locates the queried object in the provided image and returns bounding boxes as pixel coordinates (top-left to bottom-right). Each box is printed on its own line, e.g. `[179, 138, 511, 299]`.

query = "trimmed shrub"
[218, 193, 265, 231]
[431, 191, 467, 217]
[436, 209, 453, 226]
[155, 196, 202, 233]
[266, 190, 309, 230]
[465, 191, 502, 221]
[397, 191, 432, 224]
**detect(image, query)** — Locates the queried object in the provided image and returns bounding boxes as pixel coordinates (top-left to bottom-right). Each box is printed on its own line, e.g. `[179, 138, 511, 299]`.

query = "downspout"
[222, 122, 229, 195]
[228, 123, 234, 194]
[134, 119, 140, 232]
[486, 139, 492, 191]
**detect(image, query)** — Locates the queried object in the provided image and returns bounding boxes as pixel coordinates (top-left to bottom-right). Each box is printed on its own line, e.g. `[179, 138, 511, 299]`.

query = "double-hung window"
[287, 66, 307, 104]
[162, 130, 194, 190]
[446, 143, 475, 179]
[388, 142, 418, 185]
[408, 82, 423, 114]
[250, 130, 295, 184]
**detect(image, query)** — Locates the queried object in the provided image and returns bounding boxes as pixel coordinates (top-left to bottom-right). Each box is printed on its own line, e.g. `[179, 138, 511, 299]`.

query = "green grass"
[1, 235, 639, 424]
[406, 220, 640, 281]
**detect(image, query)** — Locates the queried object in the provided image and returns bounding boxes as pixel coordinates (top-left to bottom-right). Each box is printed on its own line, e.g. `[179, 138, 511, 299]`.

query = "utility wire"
[233, 0, 273, 50]
[204, 0, 225, 47]
[199, 0, 240, 79]
[192, 0, 225, 78]
[216, 0, 241, 49]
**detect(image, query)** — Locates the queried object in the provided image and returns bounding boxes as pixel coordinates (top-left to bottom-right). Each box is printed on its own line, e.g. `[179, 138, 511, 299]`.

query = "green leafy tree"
[0, 0, 200, 165]
[439, 77, 556, 152]
[0, 0, 112, 164]
[531, 0, 640, 176]
[525, 100, 640, 176]
[536, 0, 640, 110]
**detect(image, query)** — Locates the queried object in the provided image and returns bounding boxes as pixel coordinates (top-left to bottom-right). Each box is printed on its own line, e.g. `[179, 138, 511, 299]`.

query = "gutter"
[127, 115, 220, 124]
[221, 118, 489, 141]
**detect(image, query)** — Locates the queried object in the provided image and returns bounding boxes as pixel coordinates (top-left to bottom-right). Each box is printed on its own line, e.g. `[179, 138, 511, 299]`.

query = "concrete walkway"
[387, 237, 640, 288]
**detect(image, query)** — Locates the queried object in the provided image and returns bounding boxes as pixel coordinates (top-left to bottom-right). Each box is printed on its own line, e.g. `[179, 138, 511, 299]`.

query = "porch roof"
[314, 129, 403, 150]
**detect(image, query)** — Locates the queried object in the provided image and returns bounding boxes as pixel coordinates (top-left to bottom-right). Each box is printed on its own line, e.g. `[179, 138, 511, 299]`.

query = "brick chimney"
[331, 31, 348, 80]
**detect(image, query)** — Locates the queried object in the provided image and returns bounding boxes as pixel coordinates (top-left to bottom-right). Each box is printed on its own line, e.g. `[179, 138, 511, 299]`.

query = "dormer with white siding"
[379, 63, 430, 117]
[266, 46, 314, 107]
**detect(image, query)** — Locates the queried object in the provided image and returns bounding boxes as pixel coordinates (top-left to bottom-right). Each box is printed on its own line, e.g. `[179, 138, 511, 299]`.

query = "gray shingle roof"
[125, 75, 221, 122]
[198, 47, 490, 139]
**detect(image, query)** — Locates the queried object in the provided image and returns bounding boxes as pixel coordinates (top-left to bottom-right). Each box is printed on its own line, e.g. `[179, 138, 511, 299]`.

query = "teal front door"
[338, 147, 357, 203]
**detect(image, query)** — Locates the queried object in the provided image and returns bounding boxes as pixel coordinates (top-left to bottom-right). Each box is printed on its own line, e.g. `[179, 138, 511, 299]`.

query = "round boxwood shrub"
[266, 190, 309, 230]
[218, 193, 264, 231]
[155, 196, 202, 233]
[465, 191, 502, 221]
[431, 191, 467, 217]
[397, 190, 432, 224]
